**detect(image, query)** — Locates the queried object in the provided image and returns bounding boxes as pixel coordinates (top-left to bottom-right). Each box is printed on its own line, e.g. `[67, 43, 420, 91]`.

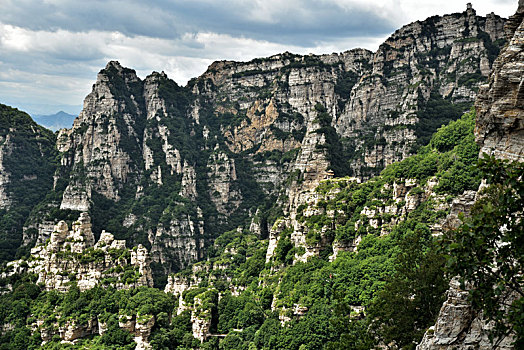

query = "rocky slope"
[3, 212, 153, 292]
[0, 4, 521, 349]
[476, 1, 524, 161]
[161, 109, 481, 342]
[417, 2, 524, 349]
[1, 212, 156, 348]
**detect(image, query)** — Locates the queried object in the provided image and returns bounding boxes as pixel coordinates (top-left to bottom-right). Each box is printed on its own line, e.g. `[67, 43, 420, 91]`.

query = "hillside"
[0, 108, 478, 349]
[0, 2, 522, 350]
[0, 104, 57, 262]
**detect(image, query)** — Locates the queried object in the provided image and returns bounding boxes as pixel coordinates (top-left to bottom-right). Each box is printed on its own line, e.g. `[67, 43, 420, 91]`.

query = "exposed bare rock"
[191, 294, 213, 342]
[10, 5, 507, 278]
[0, 134, 12, 209]
[336, 5, 505, 177]
[60, 319, 98, 342]
[134, 315, 155, 350]
[59, 61, 144, 210]
[180, 160, 198, 199]
[441, 190, 478, 231]
[476, 2, 524, 162]
[150, 212, 204, 272]
[131, 244, 154, 287]
[420, 4, 524, 349]
[417, 278, 516, 350]
[207, 148, 241, 215]
[4, 213, 154, 292]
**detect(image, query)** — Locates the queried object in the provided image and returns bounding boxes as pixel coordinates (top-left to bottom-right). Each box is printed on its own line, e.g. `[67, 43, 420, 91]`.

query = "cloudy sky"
[0, 0, 518, 116]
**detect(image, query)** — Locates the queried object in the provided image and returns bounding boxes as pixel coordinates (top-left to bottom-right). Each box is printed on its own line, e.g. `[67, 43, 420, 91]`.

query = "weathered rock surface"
[417, 278, 516, 350]
[12, 5, 508, 277]
[0, 134, 12, 210]
[476, 1, 524, 162]
[3, 213, 153, 292]
[335, 4, 505, 176]
[419, 3, 524, 349]
[58, 61, 144, 210]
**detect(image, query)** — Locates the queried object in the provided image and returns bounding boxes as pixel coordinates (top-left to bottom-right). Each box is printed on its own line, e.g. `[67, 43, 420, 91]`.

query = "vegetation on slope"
[445, 156, 524, 346]
[0, 104, 57, 263]
[0, 109, 482, 349]
[1, 103, 520, 349]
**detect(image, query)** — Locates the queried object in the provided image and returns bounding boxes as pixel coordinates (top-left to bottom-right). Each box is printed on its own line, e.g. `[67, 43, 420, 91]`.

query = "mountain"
[0, 3, 522, 349]
[31, 111, 77, 131]
[18, 5, 506, 279]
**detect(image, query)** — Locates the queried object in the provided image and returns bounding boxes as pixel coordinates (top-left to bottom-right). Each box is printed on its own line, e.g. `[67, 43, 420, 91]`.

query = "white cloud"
[0, 0, 518, 115]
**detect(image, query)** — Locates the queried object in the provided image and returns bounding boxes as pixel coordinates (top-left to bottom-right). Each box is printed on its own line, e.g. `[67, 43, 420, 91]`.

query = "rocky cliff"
[418, 2, 524, 349]
[0, 4, 521, 349]
[476, 0, 524, 161]
[3, 212, 153, 292]
[16, 4, 504, 279]
[0, 5, 504, 284]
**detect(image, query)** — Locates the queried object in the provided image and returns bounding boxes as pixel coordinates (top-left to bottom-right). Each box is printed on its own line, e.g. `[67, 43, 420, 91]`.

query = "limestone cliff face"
[418, 3, 524, 349]
[58, 61, 145, 211]
[417, 279, 516, 350]
[193, 49, 369, 191]
[187, 3, 505, 219]
[475, 1, 524, 162]
[338, 4, 505, 177]
[0, 134, 13, 210]
[18, 5, 507, 277]
[4, 213, 153, 292]
[39, 62, 208, 273]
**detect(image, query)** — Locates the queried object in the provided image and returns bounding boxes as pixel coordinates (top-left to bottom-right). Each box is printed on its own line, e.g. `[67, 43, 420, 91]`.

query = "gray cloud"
[0, 0, 516, 116]
[0, 0, 396, 46]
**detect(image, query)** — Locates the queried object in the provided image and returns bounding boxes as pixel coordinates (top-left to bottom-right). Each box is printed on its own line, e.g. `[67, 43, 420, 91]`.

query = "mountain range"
[0, 3, 522, 349]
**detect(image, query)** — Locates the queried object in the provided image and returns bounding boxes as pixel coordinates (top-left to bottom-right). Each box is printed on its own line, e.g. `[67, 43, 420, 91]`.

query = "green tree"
[367, 228, 448, 349]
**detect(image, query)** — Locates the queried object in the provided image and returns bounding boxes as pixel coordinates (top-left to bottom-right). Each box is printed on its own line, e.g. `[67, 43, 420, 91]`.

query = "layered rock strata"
[20, 5, 507, 276]
[475, 1, 524, 161]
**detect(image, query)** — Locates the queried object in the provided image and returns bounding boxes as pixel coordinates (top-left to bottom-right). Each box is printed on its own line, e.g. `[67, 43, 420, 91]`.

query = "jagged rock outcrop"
[12, 5, 507, 278]
[338, 4, 505, 177]
[58, 61, 145, 211]
[417, 278, 516, 350]
[476, 1, 524, 161]
[0, 134, 12, 210]
[3, 213, 153, 292]
[265, 175, 449, 264]
[207, 148, 241, 215]
[33, 312, 156, 348]
[36, 62, 208, 273]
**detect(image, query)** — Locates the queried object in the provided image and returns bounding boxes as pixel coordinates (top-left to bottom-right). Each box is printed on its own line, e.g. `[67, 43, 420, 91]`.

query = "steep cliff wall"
[339, 4, 505, 177]
[418, 2, 524, 349]
[475, 1, 524, 161]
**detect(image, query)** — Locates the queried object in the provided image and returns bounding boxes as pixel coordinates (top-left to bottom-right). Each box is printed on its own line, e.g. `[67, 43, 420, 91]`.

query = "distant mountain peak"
[32, 111, 77, 131]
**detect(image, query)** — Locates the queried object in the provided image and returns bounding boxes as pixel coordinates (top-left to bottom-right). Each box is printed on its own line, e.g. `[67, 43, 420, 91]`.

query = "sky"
[0, 0, 518, 116]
